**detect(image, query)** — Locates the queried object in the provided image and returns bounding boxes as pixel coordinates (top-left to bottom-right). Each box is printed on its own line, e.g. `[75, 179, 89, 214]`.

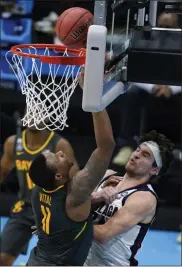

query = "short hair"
[29, 154, 56, 190]
[139, 130, 174, 178]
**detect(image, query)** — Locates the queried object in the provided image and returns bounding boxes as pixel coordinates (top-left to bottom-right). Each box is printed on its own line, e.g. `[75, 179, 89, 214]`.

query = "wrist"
[92, 110, 106, 116]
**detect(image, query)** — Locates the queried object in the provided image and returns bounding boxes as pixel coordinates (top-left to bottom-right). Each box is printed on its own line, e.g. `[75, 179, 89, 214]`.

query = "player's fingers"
[110, 195, 117, 203]
[103, 192, 111, 204]
[108, 192, 116, 203]
[105, 187, 118, 202]
[105, 186, 114, 194]
[31, 225, 37, 230]
[107, 177, 122, 187]
[78, 67, 84, 89]
[110, 175, 123, 181]
[104, 179, 117, 187]
[111, 191, 119, 202]
[156, 88, 164, 97]
[109, 193, 118, 204]
[80, 65, 85, 75]
[152, 87, 160, 95]
[152, 86, 157, 93]
[153, 84, 160, 90]
[103, 188, 114, 204]
[114, 177, 123, 182]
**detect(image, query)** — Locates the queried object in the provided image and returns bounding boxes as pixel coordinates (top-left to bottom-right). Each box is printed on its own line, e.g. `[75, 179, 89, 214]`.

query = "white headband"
[143, 141, 162, 169]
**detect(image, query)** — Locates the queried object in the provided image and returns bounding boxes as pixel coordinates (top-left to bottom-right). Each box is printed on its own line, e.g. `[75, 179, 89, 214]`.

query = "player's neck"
[25, 129, 50, 149]
[118, 173, 149, 191]
[55, 177, 68, 188]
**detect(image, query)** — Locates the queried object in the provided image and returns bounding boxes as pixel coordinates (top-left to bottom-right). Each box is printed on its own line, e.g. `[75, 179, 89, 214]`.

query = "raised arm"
[66, 108, 115, 221]
[0, 135, 16, 183]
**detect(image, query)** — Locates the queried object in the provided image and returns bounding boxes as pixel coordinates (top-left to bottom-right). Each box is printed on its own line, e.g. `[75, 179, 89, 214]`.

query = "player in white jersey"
[85, 130, 174, 266]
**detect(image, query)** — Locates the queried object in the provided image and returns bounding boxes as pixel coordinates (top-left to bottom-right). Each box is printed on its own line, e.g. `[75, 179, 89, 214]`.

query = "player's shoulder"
[4, 135, 16, 150]
[126, 190, 157, 209]
[134, 190, 157, 200]
[5, 135, 16, 144]
[135, 184, 157, 201]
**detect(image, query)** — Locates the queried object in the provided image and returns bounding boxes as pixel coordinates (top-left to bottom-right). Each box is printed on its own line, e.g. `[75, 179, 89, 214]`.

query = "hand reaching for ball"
[152, 85, 172, 98]
[78, 65, 85, 90]
[78, 52, 111, 90]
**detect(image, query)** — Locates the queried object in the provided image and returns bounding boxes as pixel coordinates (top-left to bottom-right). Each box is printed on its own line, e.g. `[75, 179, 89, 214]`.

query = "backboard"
[82, 1, 127, 112]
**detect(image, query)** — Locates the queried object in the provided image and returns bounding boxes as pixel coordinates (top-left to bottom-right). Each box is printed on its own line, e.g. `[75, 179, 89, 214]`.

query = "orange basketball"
[55, 7, 93, 49]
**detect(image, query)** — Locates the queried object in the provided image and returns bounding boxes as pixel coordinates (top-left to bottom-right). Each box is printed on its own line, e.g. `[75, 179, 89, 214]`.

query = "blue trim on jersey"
[129, 224, 149, 266]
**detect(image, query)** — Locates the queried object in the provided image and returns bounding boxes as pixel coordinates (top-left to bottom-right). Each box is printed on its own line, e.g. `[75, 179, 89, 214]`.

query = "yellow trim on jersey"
[16, 151, 24, 156]
[41, 205, 51, 234]
[74, 222, 87, 240]
[43, 185, 64, 193]
[12, 200, 25, 213]
[22, 130, 55, 155]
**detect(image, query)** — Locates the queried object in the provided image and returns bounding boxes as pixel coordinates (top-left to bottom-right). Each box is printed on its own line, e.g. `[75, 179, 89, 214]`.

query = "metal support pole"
[93, 1, 107, 26]
[137, 8, 146, 26]
[149, 0, 158, 26]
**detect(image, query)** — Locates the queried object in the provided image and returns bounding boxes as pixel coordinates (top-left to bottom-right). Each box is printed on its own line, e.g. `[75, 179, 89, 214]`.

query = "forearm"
[93, 225, 108, 244]
[94, 224, 120, 244]
[67, 110, 115, 207]
[92, 110, 115, 150]
[67, 148, 113, 207]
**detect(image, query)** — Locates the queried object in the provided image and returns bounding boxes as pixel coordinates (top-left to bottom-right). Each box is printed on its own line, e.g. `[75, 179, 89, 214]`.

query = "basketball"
[55, 7, 93, 49]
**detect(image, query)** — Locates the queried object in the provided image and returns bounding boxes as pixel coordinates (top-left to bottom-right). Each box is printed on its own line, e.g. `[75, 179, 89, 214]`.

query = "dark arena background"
[0, 0, 181, 265]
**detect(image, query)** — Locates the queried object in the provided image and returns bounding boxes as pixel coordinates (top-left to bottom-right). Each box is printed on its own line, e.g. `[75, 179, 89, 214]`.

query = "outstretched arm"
[66, 109, 115, 221]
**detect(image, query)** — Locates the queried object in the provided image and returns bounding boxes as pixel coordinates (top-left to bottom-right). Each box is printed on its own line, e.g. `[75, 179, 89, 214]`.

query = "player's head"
[29, 150, 73, 190]
[125, 130, 174, 181]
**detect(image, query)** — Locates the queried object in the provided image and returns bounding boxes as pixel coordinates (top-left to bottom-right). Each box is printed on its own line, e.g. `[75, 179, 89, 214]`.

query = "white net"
[6, 46, 83, 131]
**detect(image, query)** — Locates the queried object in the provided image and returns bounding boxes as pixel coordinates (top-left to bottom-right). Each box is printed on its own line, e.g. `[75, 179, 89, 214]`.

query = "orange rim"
[10, 44, 86, 65]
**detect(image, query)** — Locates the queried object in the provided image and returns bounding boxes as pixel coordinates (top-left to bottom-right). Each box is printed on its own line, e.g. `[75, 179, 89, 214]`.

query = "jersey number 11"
[41, 205, 51, 234]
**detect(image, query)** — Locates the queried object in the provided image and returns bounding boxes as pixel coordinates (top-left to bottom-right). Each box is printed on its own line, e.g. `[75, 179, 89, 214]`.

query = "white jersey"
[85, 174, 158, 266]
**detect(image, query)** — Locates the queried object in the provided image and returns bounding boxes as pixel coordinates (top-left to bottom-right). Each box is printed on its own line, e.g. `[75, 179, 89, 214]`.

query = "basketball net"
[6, 45, 83, 131]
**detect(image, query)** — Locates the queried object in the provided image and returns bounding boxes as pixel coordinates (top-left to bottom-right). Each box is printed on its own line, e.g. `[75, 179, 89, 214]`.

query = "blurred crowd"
[113, 12, 181, 166]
